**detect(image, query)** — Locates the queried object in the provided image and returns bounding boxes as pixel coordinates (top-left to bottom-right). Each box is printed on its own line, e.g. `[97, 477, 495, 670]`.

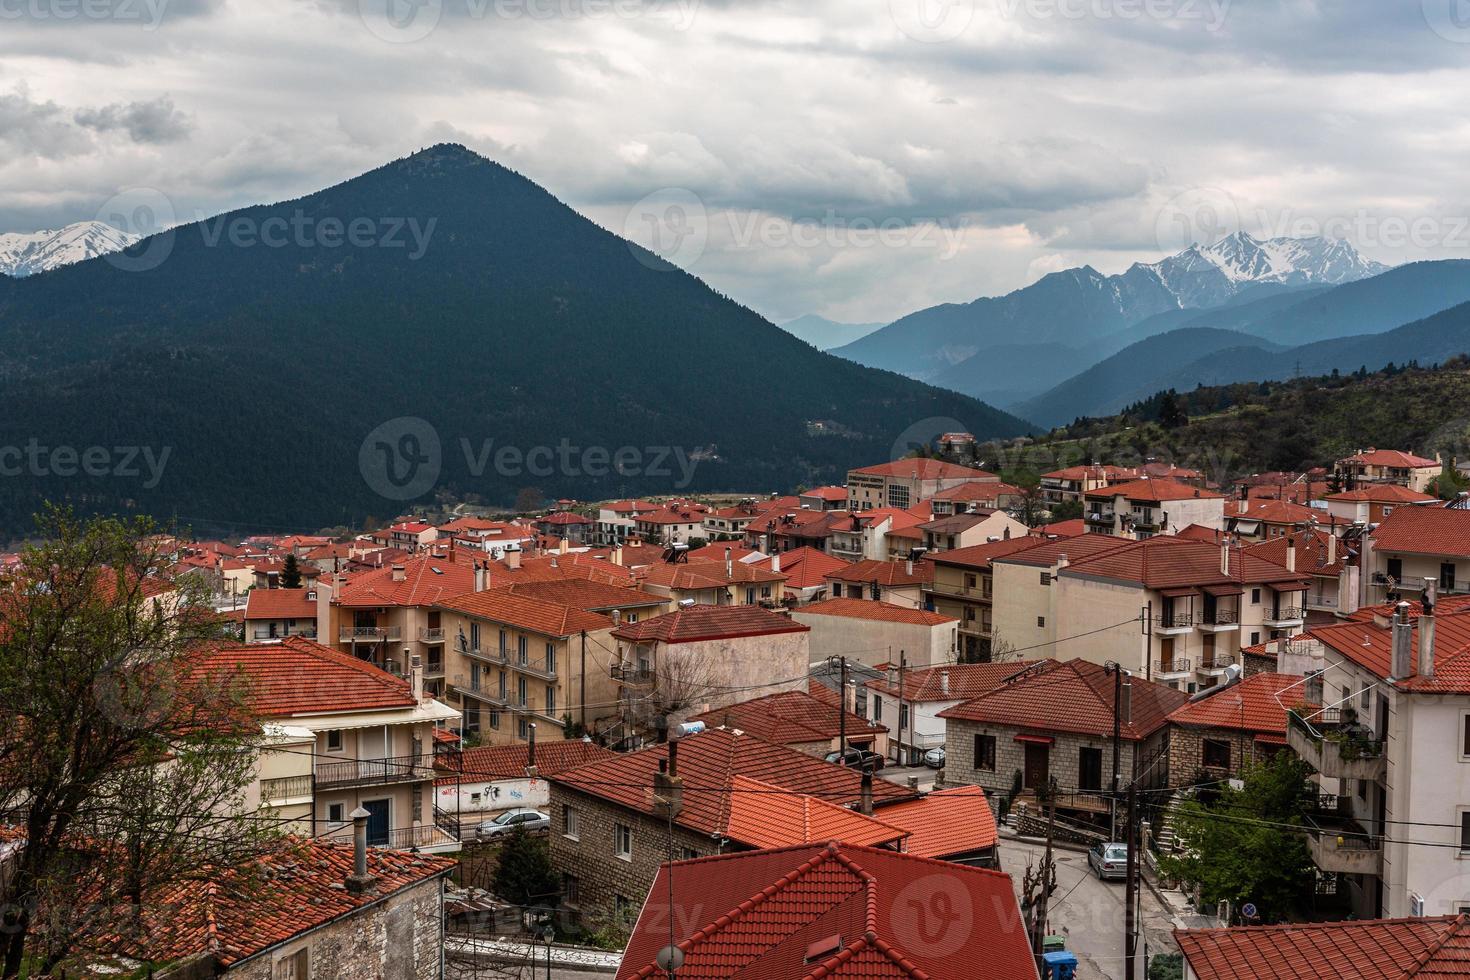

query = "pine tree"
[280, 553, 303, 589]
[491, 825, 561, 908]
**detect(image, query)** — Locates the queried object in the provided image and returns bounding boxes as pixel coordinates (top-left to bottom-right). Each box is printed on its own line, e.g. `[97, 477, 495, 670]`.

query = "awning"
[1232, 520, 1261, 534]
[1204, 584, 1244, 597]
[1014, 733, 1054, 745]
[1160, 587, 1197, 598]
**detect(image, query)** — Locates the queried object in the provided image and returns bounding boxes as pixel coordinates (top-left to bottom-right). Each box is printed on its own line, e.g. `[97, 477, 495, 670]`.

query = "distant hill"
[779, 315, 885, 350]
[0, 221, 139, 277]
[0, 145, 1029, 537]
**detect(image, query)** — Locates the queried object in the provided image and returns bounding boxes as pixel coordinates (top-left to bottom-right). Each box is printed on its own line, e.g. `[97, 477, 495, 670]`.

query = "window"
[682, 847, 699, 861]
[518, 677, 528, 706]
[1251, 588, 1261, 604]
[899, 704, 908, 730]
[327, 803, 344, 824]
[761, 585, 772, 598]
[974, 733, 996, 771]
[470, 662, 482, 691]
[1037, 616, 1046, 628]
[563, 805, 580, 840]
[464, 706, 481, 734]
[745, 588, 756, 604]
[518, 636, 528, 665]
[1040, 572, 1051, 586]
[326, 730, 343, 752]
[545, 685, 556, 715]
[274, 948, 309, 979]
[1462, 714, 1470, 759]
[517, 717, 528, 738]
[562, 873, 580, 905]
[1250, 631, 1261, 645]
[1460, 811, 1470, 854]
[470, 622, 481, 651]
[499, 628, 507, 656]
[1444, 562, 1458, 592]
[854, 691, 867, 719]
[873, 698, 882, 724]
[489, 709, 499, 729]
[1202, 739, 1232, 770]
[1387, 557, 1403, 582]
[545, 642, 556, 674]
[614, 823, 633, 860]
[498, 669, 506, 700]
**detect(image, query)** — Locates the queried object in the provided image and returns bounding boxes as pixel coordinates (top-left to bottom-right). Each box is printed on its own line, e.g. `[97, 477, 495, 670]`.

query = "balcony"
[1154, 612, 1197, 635]
[252, 626, 319, 640]
[1304, 810, 1382, 876]
[1197, 609, 1239, 632]
[1263, 606, 1305, 628]
[424, 657, 445, 679]
[1154, 658, 1193, 679]
[515, 657, 558, 681]
[452, 680, 506, 706]
[925, 580, 993, 601]
[419, 627, 446, 643]
[611, 663, 655, 686]
[1197, 652, 1236, 674]
[339, 626, 402, 642]
[313, 754, 433, 791]
[1286, 708, 1386, 781]
[1084, 510, 1115, 525]
[373, 824, 462, 854]
[259, 774, 313, 806]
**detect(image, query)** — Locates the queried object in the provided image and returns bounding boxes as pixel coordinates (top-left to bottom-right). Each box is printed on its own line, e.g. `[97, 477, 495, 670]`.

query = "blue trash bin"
[1042, 950, 1078, 980]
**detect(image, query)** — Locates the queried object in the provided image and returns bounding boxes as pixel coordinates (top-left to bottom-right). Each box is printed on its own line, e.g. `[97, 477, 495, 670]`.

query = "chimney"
[505, 547, 521, 570]
[772, 552, 781, 574]
[391, 564, 406, 583]
[525, 723, 537, 778]
[1327, 532, 1337, 565]
[611, 608, 622, 626]
[474, 560, 488, 592]
[725, 547, 733, 579]
[940, 670, 950, 695]
[410, 653, 424, 701]
[654, 743, 684, 819]
[345, 807, 377, 895]
[1286, 535, 1296, 573]
[905, 559, 914, 576]
[1055, 553, 1069, 572]
[1391, 601, 1414, 680]
[859, 769, 874, 816]
[612, 545, 624, 566]
[1221, 541, 1230, 576]
[1420, 579, 1438, 678]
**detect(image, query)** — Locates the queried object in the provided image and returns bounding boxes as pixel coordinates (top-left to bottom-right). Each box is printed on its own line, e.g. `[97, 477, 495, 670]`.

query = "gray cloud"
[75, 95, 192, 143]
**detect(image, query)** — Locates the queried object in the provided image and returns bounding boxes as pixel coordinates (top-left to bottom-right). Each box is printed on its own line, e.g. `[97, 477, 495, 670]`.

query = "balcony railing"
[1304, 813, 1382, 875]
[1286, 708, 1386, 781]
[1154, 658, 1192, 675]
[516, 657, 558, 681]
[340, 626, 402, 642]
[1154, 612, 1197, 631]
[372, 824, 461, 852]
[419, 628, 446, 643]
[611, 664, 654, 685]
[1199, 609, 1238, 627]
[313, 754, 433, 790]
[253, 626, 317, 640]
[1265, 606, 1304, 624]
[424, 658, 445, 678]
[259, 774, 313, 804]
[925, 580, 993, 601]
[1198, 652, 1236, 671]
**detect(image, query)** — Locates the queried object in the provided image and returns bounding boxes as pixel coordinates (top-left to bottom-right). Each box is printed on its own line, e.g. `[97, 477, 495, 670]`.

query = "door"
[1023, 742, 1049, 790]
[363, 798, 390, 846]
[1078, 746, 1103, 793]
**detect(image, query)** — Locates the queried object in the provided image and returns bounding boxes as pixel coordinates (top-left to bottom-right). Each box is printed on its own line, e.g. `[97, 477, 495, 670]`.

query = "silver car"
[1087, 842, 1128, 881]
[475, 808, 549, 841]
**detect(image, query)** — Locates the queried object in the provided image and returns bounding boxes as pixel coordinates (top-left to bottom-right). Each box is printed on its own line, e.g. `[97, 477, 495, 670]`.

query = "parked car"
[474, 809, 549, 841]
[922, 746, 945, 769]
[1087, 842, 1128, 881]
[824, 748, 885, 771]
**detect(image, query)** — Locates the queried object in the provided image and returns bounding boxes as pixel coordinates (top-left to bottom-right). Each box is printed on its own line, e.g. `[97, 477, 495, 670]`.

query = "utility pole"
[1024, 780, 1058, 974]
[1109, 661, 1122, 841]
[1125, 775, 1139, 980]
[838, 656, 848, 759]
[896, 650, 907, 767]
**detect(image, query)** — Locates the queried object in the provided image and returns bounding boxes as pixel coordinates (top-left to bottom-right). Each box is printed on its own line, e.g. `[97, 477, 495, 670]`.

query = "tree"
[1050, 499, 1083, 522]
[491, 825, 560, 908]
[514, 487, 545, 513]
[1158, 753, 1318, 923]
[280, 552, 303, 589]
[0, 508, 265, 977]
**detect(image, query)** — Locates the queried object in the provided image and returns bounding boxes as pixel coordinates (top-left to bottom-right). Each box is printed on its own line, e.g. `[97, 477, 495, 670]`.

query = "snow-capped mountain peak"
[0, 221, 140, 277]
[1136, 232, 1390, 310]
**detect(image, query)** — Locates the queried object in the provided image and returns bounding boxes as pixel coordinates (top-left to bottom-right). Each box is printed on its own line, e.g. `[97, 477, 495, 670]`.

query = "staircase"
[1155, 791, 1185, 853]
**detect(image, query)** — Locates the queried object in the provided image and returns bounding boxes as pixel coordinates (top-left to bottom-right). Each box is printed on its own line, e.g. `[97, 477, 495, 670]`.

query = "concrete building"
[988, 533, 1133, 657]
[1084, 477, 1226, 539]
[824, 558, 933, 609]
[917, 509, 1028, 553]
[793, 596, 957, 668]
[846, 458, 999, 511]
[1336, 448, 1442, 493]
[1324, 483, 1438, 526]
[866, 661, 1039, 766]
[925, 536, 1048, 661]
[1361, 505, 1470, 607]
[689, 683, 889, 759]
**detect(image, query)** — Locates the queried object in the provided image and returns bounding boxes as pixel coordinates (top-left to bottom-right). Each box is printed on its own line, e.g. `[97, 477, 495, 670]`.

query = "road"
[1002, 838, 1179, 980]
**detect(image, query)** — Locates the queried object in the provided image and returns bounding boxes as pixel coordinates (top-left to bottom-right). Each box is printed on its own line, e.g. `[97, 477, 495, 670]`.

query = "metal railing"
[253, 627, 317, 639]
[1198, 652, 1236, 670]
[313, 754, 433, 790]
[1305, 813, 1381, 851]
[419, 628, 446, 643]
[1154, 612, 1197, 629]
[372, 824, 460, 850]
[1201, 609, 1238, 626]
[516, 657, 557, 681]
[1287, 708, 1386, 760]
[925, 580, 993, 600]
[260, 774, 313, 804]
[340, 626, 402, 641]
[424, 658, 445, 677]
[611, 664, 654, 684]
[1266, 606, 1304, 622]
[1154, 658, 1192, 674]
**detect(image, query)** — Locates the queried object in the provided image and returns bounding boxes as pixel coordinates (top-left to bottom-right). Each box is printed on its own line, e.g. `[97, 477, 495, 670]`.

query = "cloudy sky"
[3, 0, 1469, 323]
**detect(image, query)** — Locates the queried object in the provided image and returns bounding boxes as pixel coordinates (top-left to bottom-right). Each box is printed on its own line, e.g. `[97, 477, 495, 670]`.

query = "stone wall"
[1166, 723, 1270, 783]
[943, 718, 1141, 797]
[226, 876, 444, 979]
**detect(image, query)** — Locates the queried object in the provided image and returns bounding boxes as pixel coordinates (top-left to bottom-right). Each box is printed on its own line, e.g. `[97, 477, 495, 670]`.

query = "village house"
[594, 499, 662, 546]
[792, 596, 957, 668]
[615, 841, 1035, 979]
[928, 479, 1024, 514]
[432, 738, 616, 836]
[1164, 672, 1307, 783]
[1360, 505, 1470, 606]
[988, 532, 1133, 657]
[689, 683, 889, 759]
[742, 506, 844, 553]
[827, 506, 929, 561]
[1040, 464, 1136, 508]
[1084, 477, 1226, 539]
[1335, 447, 1443, 492]
[759, 546, 849, 604]
[1247, 527, 1355, 619]
[242, 584, 323, 643]
[636, 549, 789, 606]
[386, 519, 438, 552]
[916, 509, 1028, 553]
[1222, 495, 1321, 542]
[824, 557, 933, 609]
[798, 485, 851, 510]
[846, 458, 999, 511]
[545, 729, 916, 926]
[1324, 482, 1438, 526]
[1177, 915, 1470, 980]
[534, 510, 595, 545]
[867, 661, 1039, 767]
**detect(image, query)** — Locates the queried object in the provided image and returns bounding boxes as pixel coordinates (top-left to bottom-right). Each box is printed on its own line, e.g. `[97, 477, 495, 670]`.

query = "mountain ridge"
[0, 221, 139, 277]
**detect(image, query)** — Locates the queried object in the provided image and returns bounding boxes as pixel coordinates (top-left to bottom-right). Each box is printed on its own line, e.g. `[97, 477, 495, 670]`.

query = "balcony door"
[362, 798, 390, 846]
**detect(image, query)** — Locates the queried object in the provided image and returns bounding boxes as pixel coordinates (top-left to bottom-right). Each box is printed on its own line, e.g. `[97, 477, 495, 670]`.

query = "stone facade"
[226, 876, 444, 979]
[944, 718, 1168, 799]
[546, 783, 719, 930]
[1166, 723, 1276, 783]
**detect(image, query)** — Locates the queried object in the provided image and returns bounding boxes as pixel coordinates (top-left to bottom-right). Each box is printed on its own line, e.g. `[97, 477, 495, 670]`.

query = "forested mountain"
[0, 145, 1028, 538]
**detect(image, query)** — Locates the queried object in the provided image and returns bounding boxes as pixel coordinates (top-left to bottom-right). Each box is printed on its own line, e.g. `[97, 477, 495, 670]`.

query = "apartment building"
[1336, 448, 1442, 492]
[1325, 483, 1438, 525]
[792, 596, 957, 668]
[1289, 598, 1470, 919]
[1361, 506, 1470, 606]
[827, 507, 928, 561]
[742, 507, 844, 553]
[929, 480, 1024, 514]
[917, 509, 1028, 553]
[435, 588, 618, 746]
[1040, 464, 1135, 508]
[1248, 528, 1355, 619]
[632, 505, 707, 546]
[534, 510, 594, 544]
[1222, 496, 1321, 542]
[191, 636, 462, 854]
[989, 532, 1133, 656]
[846, 458, 999, 511]
[1084, 478, 1226, 539]
[824, 558, 933, 609]
[637, 551, 788, 606]
[594, 499, 661, 546]
[1050, 536, 1311, 691]
[924, 537, 1044, 661]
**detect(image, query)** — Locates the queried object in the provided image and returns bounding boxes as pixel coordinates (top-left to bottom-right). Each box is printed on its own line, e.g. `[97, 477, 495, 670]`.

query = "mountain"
[0, 145, 1030, 537]
[0, 221, 139, 277]
[1016, 287, 1470, 427]
[832, 233, 1389, 382]
[779, 315, 885, 350]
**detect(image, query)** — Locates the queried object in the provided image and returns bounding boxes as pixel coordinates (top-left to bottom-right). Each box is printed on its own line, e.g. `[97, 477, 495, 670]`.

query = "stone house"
[688, 682, 889, 759]
[1164, 671, 1309, 784]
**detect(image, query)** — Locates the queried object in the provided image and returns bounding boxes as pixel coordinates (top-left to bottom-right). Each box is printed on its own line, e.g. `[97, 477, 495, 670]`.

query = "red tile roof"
[638, 557, 787, 590]
[724, 775, 909, 849]
[1309, 609, 1470, 694]
[502, 578, 666, 611]
[939, 658, 1188, 740]
[611, 604, 808, 644]
[1349, 594, 1470, 623]
[689, 688, 886, 745]
[1085, 477, 1224, 502]
[435, 739, 617, 785]
[866, 661, 1039, 702]
[767, 547, 851, 589]
[1246, 528, 1347, 577]
[1226, 498, 1320, 525]
[438, 587, 612, 637]
[795, 597, 955, 626]
[243, 587, 317, 621]
[1064, 536, 1310, 590]
[553, 728, 914, 839]
[993, 531, 1132, 568]
[1176, 915, 1470, 979]
[1371, 506, 1470, 558]
[335, 552, 477, 608]
[931, 535, 1049, 569]
[1341, 448, 1440, 469]
[1167, 673, 1315, 739]
[186, 636, 419, 717]
[850, 459, 998, 480]
[879, 786, 998, 858]
[1037, 518, 1090, 538]
[825, 558, 933, 587]
[1327, 483, 1438, 503]
[802, 485, 850, 501]
[617, 842, 1035, 980]
[931, 481, 1021, 502]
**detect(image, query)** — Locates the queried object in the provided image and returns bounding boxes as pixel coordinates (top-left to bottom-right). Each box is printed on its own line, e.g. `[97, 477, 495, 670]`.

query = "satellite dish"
[656, 946, 685, 972]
